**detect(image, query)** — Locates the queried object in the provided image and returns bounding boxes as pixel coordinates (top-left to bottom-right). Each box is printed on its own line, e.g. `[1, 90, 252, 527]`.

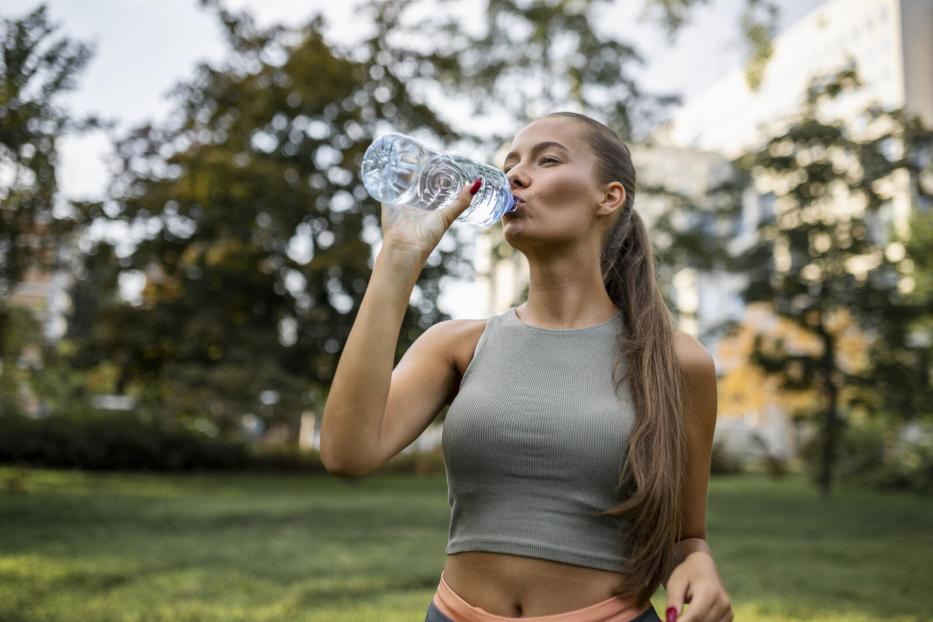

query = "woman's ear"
[597, 181, 626, 218]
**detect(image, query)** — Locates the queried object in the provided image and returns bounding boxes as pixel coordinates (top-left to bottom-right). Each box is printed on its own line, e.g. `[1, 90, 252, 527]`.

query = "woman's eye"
[504, 156, 559, 174]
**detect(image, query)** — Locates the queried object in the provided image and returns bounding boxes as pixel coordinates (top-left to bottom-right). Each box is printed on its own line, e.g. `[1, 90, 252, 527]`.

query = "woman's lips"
[506, 198, 526, 216]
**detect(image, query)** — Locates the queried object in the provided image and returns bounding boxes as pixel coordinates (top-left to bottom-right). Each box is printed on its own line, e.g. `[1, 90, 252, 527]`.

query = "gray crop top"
[442, 306, 636, 571]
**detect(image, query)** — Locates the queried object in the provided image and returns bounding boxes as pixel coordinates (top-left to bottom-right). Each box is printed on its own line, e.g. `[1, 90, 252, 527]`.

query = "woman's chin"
[502, 219, 525, 237]
[502, 212, 527, 227]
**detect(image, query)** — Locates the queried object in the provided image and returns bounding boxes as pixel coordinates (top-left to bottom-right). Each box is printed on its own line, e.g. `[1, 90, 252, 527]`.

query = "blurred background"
[1, 1, 931, 620]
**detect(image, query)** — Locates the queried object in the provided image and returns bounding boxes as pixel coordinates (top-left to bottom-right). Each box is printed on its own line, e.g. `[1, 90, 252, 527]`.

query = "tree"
[67, 3, 474, 438]
[367, 0, 778, 146]
[0, 4, 105, 415]
[720, 65, 933, 498]
[848, 114, 933, 429]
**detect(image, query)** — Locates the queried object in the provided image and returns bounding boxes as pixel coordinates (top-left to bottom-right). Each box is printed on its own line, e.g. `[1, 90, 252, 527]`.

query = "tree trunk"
[817, 316, 839, 499]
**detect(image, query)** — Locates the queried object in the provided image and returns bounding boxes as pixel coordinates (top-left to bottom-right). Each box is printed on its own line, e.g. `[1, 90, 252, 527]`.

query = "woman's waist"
[442, 551, 642, 617]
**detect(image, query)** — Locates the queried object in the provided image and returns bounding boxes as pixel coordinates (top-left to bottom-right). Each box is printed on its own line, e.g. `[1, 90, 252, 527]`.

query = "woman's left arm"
[663, 334, 733, 622]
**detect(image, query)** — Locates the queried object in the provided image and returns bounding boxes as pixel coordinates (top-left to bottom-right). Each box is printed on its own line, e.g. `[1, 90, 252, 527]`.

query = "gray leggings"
[424, 599, 662, 622]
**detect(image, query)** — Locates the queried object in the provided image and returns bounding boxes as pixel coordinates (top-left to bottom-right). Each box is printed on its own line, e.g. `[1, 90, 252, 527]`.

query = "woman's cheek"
[550, 168, 589, 198]
[549, 177, 593, 215]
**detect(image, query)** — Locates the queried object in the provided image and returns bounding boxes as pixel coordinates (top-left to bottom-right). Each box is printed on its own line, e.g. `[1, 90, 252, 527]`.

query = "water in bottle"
[360, 133, 516, 227]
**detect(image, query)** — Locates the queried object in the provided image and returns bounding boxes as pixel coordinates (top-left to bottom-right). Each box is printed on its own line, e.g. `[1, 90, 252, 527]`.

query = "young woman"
[322, 112, 733, 622]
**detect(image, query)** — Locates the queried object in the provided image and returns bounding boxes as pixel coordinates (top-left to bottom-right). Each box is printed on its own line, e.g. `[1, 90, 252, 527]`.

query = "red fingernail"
[470, 178, 482, 195]
[666, 607, 678, 622]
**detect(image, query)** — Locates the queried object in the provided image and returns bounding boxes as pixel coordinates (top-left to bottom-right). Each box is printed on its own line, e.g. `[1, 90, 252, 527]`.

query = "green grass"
[0, 467, 929, 621]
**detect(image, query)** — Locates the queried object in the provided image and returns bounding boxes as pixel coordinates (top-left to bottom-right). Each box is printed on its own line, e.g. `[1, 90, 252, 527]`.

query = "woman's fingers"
[438, 177, 481, 228]
[676, 590, 735, 622]
[664, 573, 689, 621]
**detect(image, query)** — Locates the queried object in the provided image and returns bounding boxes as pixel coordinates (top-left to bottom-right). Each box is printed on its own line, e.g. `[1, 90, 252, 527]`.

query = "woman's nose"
[507, 169, 527, 188]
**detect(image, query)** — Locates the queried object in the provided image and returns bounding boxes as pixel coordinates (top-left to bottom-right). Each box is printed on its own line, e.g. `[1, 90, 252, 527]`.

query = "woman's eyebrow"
[503, 141, 570, 166]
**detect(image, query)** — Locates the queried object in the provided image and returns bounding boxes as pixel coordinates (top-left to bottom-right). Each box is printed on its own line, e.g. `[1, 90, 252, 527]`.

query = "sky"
[2, 0, 824, 316]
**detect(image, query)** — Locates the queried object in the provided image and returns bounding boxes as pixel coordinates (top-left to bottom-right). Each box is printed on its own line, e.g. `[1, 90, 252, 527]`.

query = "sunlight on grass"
[1, 467, 929, 621]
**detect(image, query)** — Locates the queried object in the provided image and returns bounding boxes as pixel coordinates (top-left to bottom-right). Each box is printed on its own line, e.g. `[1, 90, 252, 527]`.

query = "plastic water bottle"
[360, 133, 516, 227]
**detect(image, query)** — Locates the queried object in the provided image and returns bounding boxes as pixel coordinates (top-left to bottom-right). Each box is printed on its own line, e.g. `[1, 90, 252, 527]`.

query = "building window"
[758, 191, 776, 227]
[917, 193, 931, 214]
[879, 136, 900, 161]
[865, 201, 893, 245]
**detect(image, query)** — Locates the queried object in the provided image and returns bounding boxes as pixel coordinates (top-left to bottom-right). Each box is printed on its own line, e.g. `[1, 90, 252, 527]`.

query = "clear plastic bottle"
[360, 133, 516, 227]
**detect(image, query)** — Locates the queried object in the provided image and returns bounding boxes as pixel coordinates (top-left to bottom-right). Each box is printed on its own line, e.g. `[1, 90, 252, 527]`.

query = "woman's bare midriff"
[442, 551, 640, 617]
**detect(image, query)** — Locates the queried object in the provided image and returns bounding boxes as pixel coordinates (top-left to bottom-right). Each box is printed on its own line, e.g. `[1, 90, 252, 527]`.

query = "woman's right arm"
[320, 245, 433, 477]
[320, 179, 481, 477]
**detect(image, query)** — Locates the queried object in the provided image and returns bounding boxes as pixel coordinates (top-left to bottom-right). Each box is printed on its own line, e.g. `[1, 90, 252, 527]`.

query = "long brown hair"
[545, 111, 688, 607]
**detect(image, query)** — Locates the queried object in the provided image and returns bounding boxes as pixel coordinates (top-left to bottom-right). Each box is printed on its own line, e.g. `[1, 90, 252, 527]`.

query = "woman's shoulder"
[672, 330, 714, 371]
[434, 318, 490, 375]
[435, 317, 489, 336]
[437, 317, 489, 348]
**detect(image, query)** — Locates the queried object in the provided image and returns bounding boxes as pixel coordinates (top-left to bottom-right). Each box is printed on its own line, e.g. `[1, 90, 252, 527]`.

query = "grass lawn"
[0, 466, 929, 621]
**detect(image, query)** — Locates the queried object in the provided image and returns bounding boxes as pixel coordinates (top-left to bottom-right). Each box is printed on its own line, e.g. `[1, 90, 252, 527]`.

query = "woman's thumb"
[440, 177, 482, 226]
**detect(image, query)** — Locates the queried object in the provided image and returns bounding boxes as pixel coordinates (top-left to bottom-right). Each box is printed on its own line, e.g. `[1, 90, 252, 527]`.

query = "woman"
[322, 112, 733, 622]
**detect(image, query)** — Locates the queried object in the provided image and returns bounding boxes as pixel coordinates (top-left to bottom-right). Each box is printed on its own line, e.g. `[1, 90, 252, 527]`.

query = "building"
[655, 0, 932, 235]
[6, 227, 73, 343]
[658, 0, 932, 152]
[4, 222, 74, 417]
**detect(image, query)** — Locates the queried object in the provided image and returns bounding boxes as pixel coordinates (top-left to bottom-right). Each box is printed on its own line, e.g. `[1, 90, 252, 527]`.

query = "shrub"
[0, 412, 250, 471]
[382, 448, 446, 475]
[866, 423, 933, 494]
[799, 416, 933, 494]
[710, 438, 745, 475]
[247, 445, 328, 473]
[0, 412, 453, 474]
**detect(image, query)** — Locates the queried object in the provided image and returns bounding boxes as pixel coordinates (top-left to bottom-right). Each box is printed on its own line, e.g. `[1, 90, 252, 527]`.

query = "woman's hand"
[380, 177, 482, 262]
[664, 551, 733, 622]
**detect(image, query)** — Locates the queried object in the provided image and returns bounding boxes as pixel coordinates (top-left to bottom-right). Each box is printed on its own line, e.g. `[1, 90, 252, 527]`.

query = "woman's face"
[500, 117, 610, 251]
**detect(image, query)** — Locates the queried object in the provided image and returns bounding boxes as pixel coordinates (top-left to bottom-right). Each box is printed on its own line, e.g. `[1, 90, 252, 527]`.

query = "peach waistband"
[432, 572, 649, 622]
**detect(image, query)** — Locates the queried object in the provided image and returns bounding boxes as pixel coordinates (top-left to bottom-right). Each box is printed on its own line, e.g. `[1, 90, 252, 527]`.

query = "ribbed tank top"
[442, 306, 636, 572]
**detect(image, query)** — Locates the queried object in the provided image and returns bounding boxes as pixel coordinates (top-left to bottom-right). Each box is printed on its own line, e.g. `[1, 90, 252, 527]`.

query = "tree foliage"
[0, 5, 106, 415]
[718, 66, 933, 497]
[66, 2, 477, 437]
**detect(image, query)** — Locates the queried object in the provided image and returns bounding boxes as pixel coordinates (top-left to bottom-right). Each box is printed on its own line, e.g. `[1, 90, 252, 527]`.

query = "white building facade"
[656, 0, 932, 238]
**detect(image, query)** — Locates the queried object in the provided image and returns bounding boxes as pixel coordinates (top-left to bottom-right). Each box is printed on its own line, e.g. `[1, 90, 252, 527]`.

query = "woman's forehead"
[510, 117, 584, 153]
